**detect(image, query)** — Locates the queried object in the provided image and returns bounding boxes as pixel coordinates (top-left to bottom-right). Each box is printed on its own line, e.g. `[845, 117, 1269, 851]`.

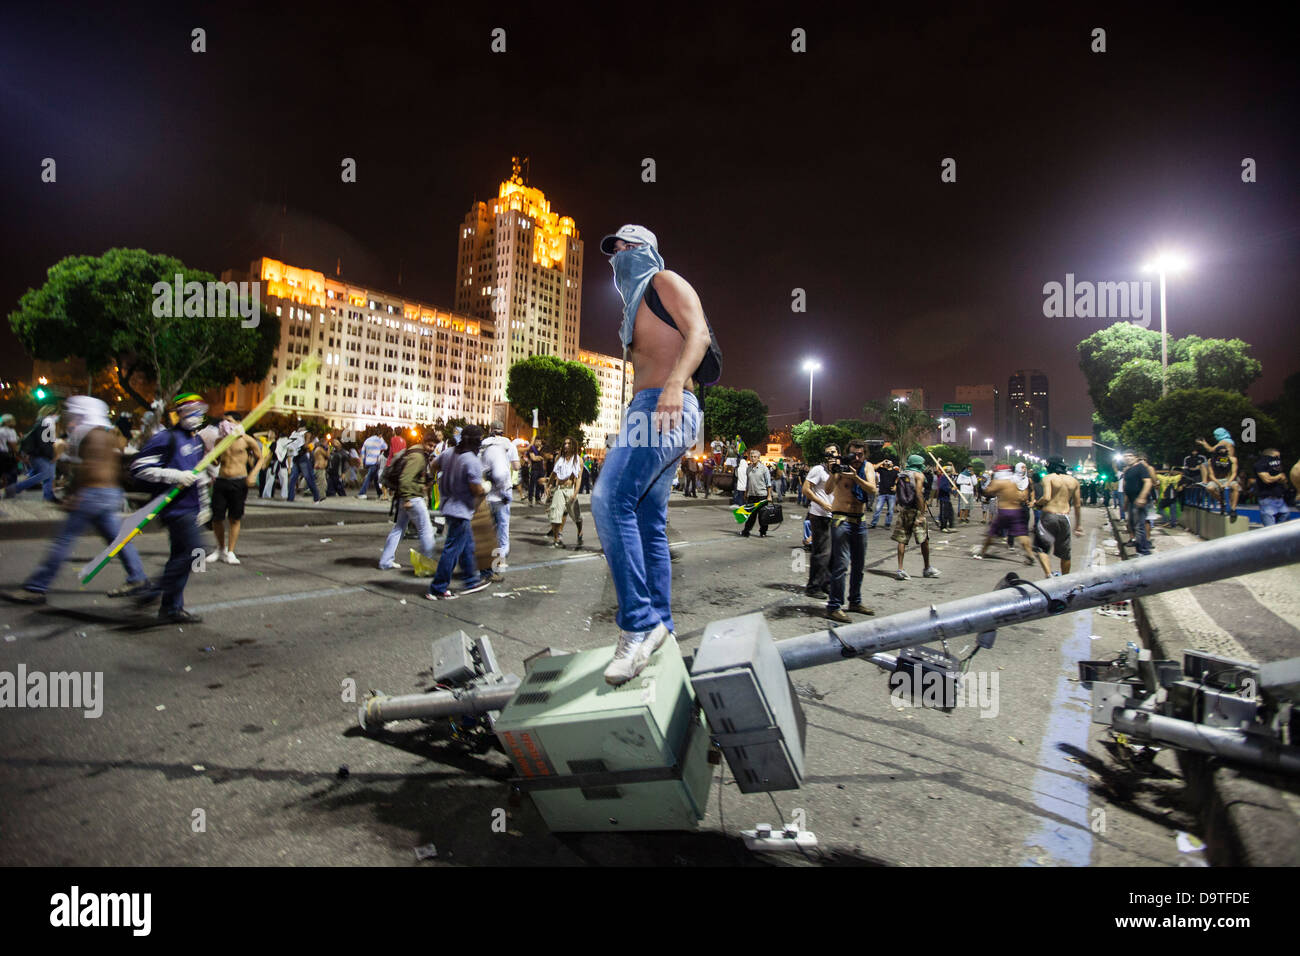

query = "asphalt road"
[0, 495, 1204, 866]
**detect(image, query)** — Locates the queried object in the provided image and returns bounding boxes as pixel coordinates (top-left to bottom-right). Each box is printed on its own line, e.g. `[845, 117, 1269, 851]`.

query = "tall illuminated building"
[455, 157, 584, 404]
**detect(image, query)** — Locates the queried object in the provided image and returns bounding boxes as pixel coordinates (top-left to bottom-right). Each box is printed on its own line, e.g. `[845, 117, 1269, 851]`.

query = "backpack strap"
[642, 281, 679, 331]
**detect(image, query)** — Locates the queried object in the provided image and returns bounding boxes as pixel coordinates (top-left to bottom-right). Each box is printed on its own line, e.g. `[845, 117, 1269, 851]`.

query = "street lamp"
[967, 426, 976, 448]
[803, 359, 821, 423]
[985, 437, 993, 451]
[1141, 250, 1191, 397]
[1005, 444, 1013, 460]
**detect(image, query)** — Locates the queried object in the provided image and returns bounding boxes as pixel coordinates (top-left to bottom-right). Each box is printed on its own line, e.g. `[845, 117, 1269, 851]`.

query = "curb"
[1108, 507, 1300, 866]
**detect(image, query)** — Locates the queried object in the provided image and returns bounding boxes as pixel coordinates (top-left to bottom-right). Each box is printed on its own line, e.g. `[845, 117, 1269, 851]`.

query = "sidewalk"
[1112, 512, 1300, 866]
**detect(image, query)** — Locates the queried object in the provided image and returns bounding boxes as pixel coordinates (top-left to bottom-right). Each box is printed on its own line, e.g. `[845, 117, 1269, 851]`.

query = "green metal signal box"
[495, 636, 714, 832]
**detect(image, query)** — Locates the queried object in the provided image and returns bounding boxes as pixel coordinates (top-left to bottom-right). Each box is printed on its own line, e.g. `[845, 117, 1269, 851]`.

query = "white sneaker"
[207, 549, 224, 564]
[603, 623, 668, 686]
[632, 623, 670, 672]
[894, 568, 910, 580]
[923, 566, 941, 578]
[223, 551, 240, 565]
[378, 561, 401, 570]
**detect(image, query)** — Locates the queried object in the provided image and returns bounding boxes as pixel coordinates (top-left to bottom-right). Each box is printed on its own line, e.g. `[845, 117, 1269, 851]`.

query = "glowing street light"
[1141, 249, 1192, 397]
[803, 359, 821, 424]
[985, 437, 993, 451]
[967, 426, 976, 447]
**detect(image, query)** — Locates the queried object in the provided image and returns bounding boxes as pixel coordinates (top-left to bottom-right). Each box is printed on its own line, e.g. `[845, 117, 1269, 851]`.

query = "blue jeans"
[6, 456, 56, 501]
[828, 516, 868, 611]
[358, 463, 381, 496]
[1259, 498, 1291, 526]
[590, 388, 701, 633]
[158, 513, 202, 614]
[488, 498, 511, 562]
[871, 493, 894, 526]
[287, 454, 320, 501]
[1127, 502, 1152, 554]
[431, 515, 481, 593]
[381, 497, 435, 566]
[25, 487, 147, 592]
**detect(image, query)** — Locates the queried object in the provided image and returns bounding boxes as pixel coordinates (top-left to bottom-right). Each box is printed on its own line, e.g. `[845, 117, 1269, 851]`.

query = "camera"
[829, 455, 858, 475]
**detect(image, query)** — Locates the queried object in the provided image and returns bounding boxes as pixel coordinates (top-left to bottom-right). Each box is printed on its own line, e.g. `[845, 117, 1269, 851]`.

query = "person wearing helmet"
[2, 396, 154, 605]
[128, 393, 211, 624]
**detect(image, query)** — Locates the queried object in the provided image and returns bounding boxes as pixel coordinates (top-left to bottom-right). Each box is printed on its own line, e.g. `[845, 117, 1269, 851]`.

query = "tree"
[969, 457, 986, 476]
[702, 386, 768, 447]
[860, 396, 937, 459]
[1188, 338, 1262, 394]
[1120, 389, 1280, 468]
[791, 421, 856, 464]
[8, 249, 279, 410]
[1078, 323, 1264, 432]
[505, 355, 599, 447]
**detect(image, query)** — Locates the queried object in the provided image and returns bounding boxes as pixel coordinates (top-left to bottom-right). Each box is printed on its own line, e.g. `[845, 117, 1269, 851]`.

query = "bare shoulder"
[651, 270, 699, 301]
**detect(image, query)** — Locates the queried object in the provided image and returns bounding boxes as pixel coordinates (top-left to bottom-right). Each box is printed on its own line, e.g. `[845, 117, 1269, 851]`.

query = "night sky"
[2, 3, 1297, 439]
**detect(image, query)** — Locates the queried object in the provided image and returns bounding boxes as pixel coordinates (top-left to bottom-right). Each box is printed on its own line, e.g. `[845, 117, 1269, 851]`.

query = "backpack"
[20, 421, 53, 459]
[382, 447, 426, 495]
[895, 470, 919, 508]
[643, 281, 723, 386]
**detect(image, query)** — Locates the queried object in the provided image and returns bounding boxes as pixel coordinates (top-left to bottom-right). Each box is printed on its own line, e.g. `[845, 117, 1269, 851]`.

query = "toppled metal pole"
[774, 521, 1300, 672]
[359, 679, 519, 731]
[1112, 709, 1300, 774]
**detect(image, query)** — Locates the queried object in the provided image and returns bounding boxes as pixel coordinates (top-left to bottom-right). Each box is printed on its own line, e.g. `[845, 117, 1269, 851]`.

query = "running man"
[130, 394, 211, 624]
[974, 463, 1035, 566]
[593, 224, 708, 684]
[2, 397, 153, 605]
[1032, 456, 1083, 578]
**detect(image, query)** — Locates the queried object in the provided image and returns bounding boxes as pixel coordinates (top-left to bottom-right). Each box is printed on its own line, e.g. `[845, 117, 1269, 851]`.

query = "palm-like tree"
[862, 394, 937, 458]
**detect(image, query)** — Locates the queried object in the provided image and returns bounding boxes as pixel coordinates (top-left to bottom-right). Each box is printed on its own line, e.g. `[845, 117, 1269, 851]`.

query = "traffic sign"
[943, 403, 972, 416]
[1066, 435, 1092, 447]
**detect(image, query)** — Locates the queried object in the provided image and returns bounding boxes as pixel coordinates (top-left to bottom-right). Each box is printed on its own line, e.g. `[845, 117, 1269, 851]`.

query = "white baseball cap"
[600, 224, 658, 255]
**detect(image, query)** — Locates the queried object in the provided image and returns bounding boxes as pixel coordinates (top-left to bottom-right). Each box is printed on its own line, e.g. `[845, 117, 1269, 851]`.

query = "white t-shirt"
[552, 455, 582, 482]
[957, 473, 975, 495]
[804, 464, 832, 517]
[0, 425, 19, 452]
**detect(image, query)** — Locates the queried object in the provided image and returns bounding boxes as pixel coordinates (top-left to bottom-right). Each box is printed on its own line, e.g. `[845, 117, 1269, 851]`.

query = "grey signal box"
[690, 613, 806, 792]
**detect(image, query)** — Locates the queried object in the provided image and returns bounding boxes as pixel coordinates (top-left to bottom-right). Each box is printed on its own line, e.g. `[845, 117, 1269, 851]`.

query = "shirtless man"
[825, 439, 877, 621]
[3, 396, 153, 604]
[1197, 428, 1239, 516]
[593, 224, 710, 685]
[1033, 456, 1083, 577]
[974, 463, 1035, 565]
[203, 411, 266, 565]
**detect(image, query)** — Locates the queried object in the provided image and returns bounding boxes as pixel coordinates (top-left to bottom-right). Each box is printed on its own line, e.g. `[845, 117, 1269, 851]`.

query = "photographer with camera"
[825, 439, 877, 622]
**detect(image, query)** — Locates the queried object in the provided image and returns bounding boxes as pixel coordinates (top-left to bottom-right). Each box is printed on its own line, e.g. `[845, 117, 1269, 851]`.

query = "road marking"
[1021, 527, 1097, 867]
[189, 586, 366, 613]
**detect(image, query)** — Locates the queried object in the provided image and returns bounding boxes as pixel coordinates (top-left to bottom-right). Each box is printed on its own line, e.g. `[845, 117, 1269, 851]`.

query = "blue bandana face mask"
[610, 243, 665, 349]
